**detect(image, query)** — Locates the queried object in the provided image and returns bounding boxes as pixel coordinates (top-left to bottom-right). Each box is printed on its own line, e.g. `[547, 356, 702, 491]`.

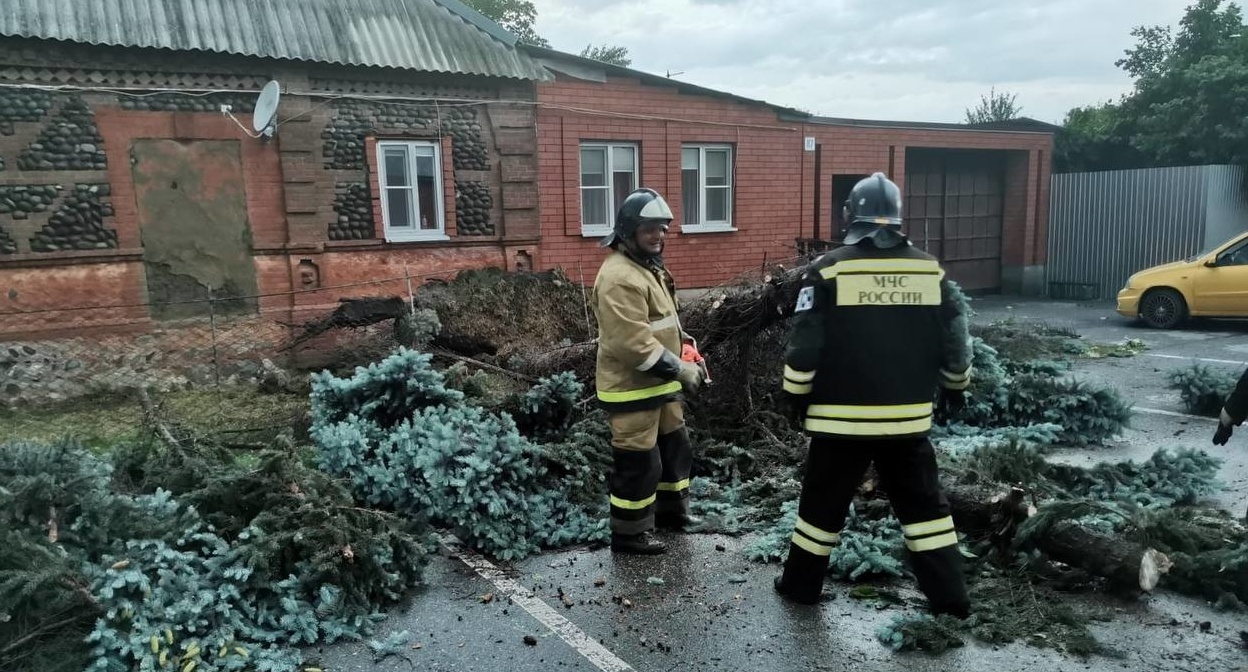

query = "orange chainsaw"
[681, 341, 712, 385]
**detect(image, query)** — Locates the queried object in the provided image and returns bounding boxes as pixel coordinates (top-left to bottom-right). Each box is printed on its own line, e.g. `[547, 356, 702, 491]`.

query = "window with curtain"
[580, 143, 639, 236]
[377, 140, 446, 242]
[681, 144, 733, 231]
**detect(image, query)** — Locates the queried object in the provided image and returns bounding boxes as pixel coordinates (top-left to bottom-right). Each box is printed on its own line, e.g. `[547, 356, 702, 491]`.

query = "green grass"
[0, 387, 309, 450]
[973, 318, 1148, 363]
[1082, 337, 1148, 359]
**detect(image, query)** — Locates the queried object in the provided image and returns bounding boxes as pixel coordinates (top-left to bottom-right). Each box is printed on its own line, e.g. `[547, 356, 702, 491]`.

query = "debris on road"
[8, 264, 1248, 671]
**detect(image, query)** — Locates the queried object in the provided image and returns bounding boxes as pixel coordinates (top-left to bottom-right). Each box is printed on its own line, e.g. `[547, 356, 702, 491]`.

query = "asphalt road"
[310, 297, 1248, 672]
[969, 296, 1248, 513]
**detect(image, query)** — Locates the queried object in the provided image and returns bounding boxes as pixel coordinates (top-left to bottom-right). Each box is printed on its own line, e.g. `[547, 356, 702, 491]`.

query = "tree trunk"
[943, 483, 1170, 592]
[1038, 523, 1171, 592]
[285, 296, 407, 350]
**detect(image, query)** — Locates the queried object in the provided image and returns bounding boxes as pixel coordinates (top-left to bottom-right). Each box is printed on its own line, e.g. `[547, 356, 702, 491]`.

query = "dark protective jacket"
[592, 250, 685, 412]
[780, 242, 972, 439]
[1224, 367, 1248, 424]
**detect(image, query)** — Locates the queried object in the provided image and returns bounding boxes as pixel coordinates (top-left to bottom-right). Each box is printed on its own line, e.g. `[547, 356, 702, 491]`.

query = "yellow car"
[1117, 230, 1248, 328]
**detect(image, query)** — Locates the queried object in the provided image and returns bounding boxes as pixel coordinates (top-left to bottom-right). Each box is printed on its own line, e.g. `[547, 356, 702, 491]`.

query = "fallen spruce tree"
[4, 264, 1243, 670]
[1169, 362, 1242, 417]
[284, 267, 1237, 654]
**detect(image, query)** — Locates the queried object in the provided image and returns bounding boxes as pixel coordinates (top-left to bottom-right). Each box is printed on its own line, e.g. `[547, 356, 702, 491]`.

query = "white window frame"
[579, 142, 639, 238]
[376, 140, 448, 243]
[681, 144, 736, 233]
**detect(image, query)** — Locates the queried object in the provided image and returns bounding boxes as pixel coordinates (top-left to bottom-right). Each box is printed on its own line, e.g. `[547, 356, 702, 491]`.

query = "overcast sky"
[531, 0, 1194, 123]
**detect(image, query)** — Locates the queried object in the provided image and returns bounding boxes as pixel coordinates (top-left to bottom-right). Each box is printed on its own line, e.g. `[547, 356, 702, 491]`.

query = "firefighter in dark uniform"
[592, 187, 708, 555]
[1213, 366, 1248, 445]
[772, 172, 974, 617]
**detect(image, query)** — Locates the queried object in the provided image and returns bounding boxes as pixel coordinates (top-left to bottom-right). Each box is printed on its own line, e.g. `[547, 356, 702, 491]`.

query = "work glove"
[939, 388, 967, 417]
[677, 361, 706, 395]
[681, 343, 711, 384]
[1214, 408, 1235, 446]
[779, 392, 809, 431]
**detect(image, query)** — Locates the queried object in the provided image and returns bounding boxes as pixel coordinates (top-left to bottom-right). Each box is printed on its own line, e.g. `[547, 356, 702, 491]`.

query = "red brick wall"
[0, 39, 542, 341]
[0, 257, 147, 338]
[537, 76, 808, 288]
[536, 71, 1055, 289]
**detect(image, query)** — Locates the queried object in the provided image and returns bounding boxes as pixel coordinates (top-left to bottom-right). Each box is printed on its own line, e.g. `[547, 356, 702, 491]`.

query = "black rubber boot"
[611, 530, 668, 555]
[909, 546, 970, 620]
[773, 575, 820, 605]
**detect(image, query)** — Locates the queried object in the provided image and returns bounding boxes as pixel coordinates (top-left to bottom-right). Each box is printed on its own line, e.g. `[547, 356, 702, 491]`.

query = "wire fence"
[0, 272, 440, 449]
[0, 248, 824, 450]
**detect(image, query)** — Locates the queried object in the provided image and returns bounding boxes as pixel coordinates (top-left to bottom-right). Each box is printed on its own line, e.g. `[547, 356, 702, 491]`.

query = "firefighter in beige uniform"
[773, 173, 973, 616]
[592, 187, 707, 555]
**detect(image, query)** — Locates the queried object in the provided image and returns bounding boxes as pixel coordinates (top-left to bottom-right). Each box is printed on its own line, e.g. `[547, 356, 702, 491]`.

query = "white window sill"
[581, 227, 613, 239]
[384, 233, 451, 243]
[680, 224, 737, 234]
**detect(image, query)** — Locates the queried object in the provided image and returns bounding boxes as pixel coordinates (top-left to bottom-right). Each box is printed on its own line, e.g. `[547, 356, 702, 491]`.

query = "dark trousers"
[778, 435, 969, 614]
[607, 402, 691, 534]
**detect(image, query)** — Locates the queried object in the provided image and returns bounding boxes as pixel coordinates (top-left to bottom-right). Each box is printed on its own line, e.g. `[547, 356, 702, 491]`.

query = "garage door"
[903, 149, 1004, 292]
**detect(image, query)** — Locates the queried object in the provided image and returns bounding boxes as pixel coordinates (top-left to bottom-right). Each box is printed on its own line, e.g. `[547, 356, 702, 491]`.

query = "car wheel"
[1140, 288, 1187, 329]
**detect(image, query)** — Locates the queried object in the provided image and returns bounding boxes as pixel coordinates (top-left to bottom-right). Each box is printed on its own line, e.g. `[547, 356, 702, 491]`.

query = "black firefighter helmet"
[842, 172, 905, 248]
[600, 187, 674, 248]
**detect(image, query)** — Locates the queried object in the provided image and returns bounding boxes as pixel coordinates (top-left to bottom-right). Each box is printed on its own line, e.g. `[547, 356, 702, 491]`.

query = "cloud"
[532, 0, 1193, 122]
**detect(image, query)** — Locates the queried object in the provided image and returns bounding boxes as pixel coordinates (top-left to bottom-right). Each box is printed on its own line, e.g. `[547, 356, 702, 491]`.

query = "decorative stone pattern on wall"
[0, 89, 56, 173]
[442, 106, 489, 172]
[16, 95, 107, 171]
[330, 182, 375, 240]
[28, 184, 118, 252]
[456, 181, 494, 236]
[322, 100, 436, 170]
[118, 91, 258, 113]
[321, 99, 496, 238]
[0, 225, 16, 254]
[0, 89, 54, 123]
[0, 184, 58, 219]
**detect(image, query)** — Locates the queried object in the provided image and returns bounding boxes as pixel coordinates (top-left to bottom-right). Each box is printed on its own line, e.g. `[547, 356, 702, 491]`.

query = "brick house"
[0, 0, 549, 342]
[526, 47, 1055, 295]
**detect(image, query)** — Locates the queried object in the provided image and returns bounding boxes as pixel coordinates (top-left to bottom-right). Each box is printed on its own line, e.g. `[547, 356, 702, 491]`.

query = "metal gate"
[1046, 165, 1248, 300]
[903, 149, 1005, 292]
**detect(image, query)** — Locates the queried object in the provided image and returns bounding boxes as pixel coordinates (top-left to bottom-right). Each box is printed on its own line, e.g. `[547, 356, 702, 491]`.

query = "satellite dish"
[253, 80, 281, 137]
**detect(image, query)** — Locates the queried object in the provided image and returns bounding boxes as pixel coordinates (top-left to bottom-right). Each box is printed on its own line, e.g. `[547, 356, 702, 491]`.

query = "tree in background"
[579, 44, 632, 67]
[460, 0, 633, 67]
[460, 0, 549, 47]
[964, 87, 1023, 124]
[1054, 102, 1147, 175]
[1056, 0, 1248, 172]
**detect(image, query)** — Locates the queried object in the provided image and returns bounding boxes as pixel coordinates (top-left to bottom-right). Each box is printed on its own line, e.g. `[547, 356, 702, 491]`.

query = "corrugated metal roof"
[525, 45, 809, 118]
[0, 0, 551, 81]
[786, 115, 1058, 134]
[525, 46, 1058, 135]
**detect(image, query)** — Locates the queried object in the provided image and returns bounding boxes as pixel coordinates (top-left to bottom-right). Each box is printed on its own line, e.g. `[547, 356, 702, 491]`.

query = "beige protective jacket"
[591, 251, 684, 412]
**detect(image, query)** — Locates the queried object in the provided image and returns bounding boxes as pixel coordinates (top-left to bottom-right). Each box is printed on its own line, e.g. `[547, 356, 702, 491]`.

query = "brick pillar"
[1001, 148, 1048, 296]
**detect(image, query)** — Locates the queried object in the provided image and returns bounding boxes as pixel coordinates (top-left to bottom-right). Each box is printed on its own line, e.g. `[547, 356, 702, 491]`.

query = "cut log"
[945, 483, 1030, 539]
[1039, 522, 1171, 592]
[942, 483, 1170, 593]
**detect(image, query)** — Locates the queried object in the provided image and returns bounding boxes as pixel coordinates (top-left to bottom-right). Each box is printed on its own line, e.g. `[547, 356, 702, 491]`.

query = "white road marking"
[438, 534, 635, 672]
[1132, 406, 1218, 422]
[1146, 354, 1246, 366]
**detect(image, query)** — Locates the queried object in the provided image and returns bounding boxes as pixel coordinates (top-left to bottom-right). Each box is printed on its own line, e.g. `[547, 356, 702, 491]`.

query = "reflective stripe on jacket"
[592, 251, 683, 411]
